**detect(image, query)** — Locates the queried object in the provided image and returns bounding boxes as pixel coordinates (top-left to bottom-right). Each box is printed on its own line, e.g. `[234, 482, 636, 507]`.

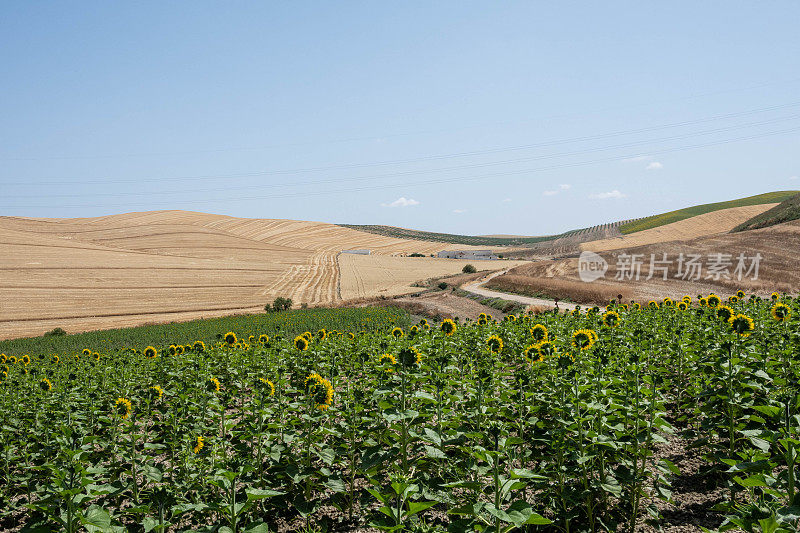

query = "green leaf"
[406, 500, 437, 517]
[81, 505, 111, 528]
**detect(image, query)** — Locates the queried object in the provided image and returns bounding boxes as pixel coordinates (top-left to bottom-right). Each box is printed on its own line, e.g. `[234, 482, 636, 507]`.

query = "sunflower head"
[728, 295, 738, 304]
[602, 310, 621, 328]
[21, 354, 30, 366]
[8, 356, 17, 365]
[206, 377, 221, 394]
[477, 317, 488, 326]
[536, 340, 556, 359]
[114, 397, 132, 419]
[677, 301, 688, 311]
[258, 334, 269, 344]
[771, 303, 791, 322]
[409, 325, 419, 336]
[398, 347, 422, 368]
[440, 319, 457, 336]
[772, 292, 780, 301]
[193, 436, 205, 454]
[174, 345, 184, 356]
[379, 353, 397, 373]
[647, 301, 659, 310]
[662, 297, 674, 307]
[248, 335, 255, 344]
[144, 346, 157, 358]
[317, 329, 327, 341]
[707, 294, 721, 308]
[304, 373, 334, 411]
[716, 305, 734, 323]
[82, 348, 91, 356]
[730, 314, 755, 336]
[150, 385, 164, 399]
[168, 345, 177, 356]
[391, 327, 404, 339]
[224, 332, 237, 346]
[419, 318, 429, 328]
[682, 295, 692, 304]
[572, 329, 596, 351]
[698, 297, 708, 307]
[51, 355, 59, 364]
[193, 340, 206, 353]
[293, 335, 309, 351]
[633, 302, 641, 310]
[530, 324, 548, 341]
[256, 377, 275, 397]
[39, 378, 53, 392]
[486, 335, 504, 354]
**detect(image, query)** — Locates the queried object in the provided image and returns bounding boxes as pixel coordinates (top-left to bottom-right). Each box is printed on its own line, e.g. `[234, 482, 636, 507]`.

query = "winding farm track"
[0, 210, 495, 339]
[461, 269, 578, 311]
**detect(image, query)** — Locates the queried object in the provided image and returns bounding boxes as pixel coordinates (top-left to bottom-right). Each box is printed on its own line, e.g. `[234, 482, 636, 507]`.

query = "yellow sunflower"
[304, 373, 334, 411]
[572, 329, 596, 351]
[602, 310, 621, 328]
[257, 377, 275, 397]
[193, 436, 205, 454]
[730, 314, 755, 337]
[530, 324, 548, 341]
[440, 319, 457, 336]
[207, 377, 221, 393]
[114, 397, 132, 419]
[486, 335, 503, 354]
[293, 335, 309, 351]
[771, 303, 791, 322]
[379, 353, 397, 373]
[224, 332, 237, 346]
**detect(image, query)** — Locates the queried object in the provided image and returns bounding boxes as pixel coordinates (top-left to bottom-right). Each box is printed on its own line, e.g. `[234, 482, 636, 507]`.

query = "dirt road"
[462, 270, 579, 311]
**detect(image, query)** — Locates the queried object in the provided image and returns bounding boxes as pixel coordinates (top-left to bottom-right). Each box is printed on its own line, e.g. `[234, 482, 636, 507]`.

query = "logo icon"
[578, 251, 608, 283]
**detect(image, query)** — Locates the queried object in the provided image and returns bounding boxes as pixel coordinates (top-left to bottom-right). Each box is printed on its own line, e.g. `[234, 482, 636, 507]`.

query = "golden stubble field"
[0, 210, 505, 339]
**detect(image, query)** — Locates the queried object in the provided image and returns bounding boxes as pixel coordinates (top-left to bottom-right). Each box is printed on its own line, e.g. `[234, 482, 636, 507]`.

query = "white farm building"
[437, 250, 497, 260]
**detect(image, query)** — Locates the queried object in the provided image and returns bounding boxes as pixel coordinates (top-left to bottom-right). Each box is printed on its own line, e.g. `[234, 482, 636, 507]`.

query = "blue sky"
[1, 2, 799, 235]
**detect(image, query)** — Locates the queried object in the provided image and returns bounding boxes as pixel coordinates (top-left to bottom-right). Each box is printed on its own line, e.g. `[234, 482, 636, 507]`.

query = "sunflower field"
[1, 294, 799, 532]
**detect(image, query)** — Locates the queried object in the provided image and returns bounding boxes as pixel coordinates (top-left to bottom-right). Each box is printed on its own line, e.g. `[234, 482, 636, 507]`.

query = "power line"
[5, 125, 798, 209]
[4, 103, 800, 189]
[3, 77, 799, 162]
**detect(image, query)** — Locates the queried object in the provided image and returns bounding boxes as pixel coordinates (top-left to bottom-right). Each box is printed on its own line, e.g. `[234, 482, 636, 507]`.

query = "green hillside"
[338, 224, 565, 246]
[619, 191, 799, 235]
[731, 192, 800, 232]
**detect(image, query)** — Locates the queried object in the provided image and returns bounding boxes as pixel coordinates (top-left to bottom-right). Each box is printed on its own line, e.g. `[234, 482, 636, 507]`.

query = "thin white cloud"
[646, 161, 663, 170]
[622, 155, 649, 163]
[543, 190, 558, 196]
[590, 190, 627, 200]
[789, 175, 798, 181]
[502, 198, 512, 203]
[452, 209, 467, 214]
[559, 184, 571, 190]
[381, 197, 420, 208]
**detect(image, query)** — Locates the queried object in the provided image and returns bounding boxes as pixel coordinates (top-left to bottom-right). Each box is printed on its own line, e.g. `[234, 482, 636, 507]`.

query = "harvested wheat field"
[338, 253, 526, 300]
[487, 220, 800, 305]
[582, 204, 777, 252]
[0, 211, 507, 339]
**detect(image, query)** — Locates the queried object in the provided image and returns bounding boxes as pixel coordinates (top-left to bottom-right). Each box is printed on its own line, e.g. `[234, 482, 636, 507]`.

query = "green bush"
[462, 264, 477, 273]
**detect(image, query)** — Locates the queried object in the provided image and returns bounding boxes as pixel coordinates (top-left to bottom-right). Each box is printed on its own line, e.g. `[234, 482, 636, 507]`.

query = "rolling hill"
[0, 211, 510, 339]
[731, 192, 800, 232]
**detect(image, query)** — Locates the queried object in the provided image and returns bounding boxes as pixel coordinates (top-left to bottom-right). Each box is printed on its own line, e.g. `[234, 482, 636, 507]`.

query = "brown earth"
[487, 220, 800, 305]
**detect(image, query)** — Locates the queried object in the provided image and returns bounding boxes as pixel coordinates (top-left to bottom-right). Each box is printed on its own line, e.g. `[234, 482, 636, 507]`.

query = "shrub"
[266, 297, 293, 312]
[44, 327, 67, 337]
[462, 264, 477, 273]
[437, 282, 448, 290]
